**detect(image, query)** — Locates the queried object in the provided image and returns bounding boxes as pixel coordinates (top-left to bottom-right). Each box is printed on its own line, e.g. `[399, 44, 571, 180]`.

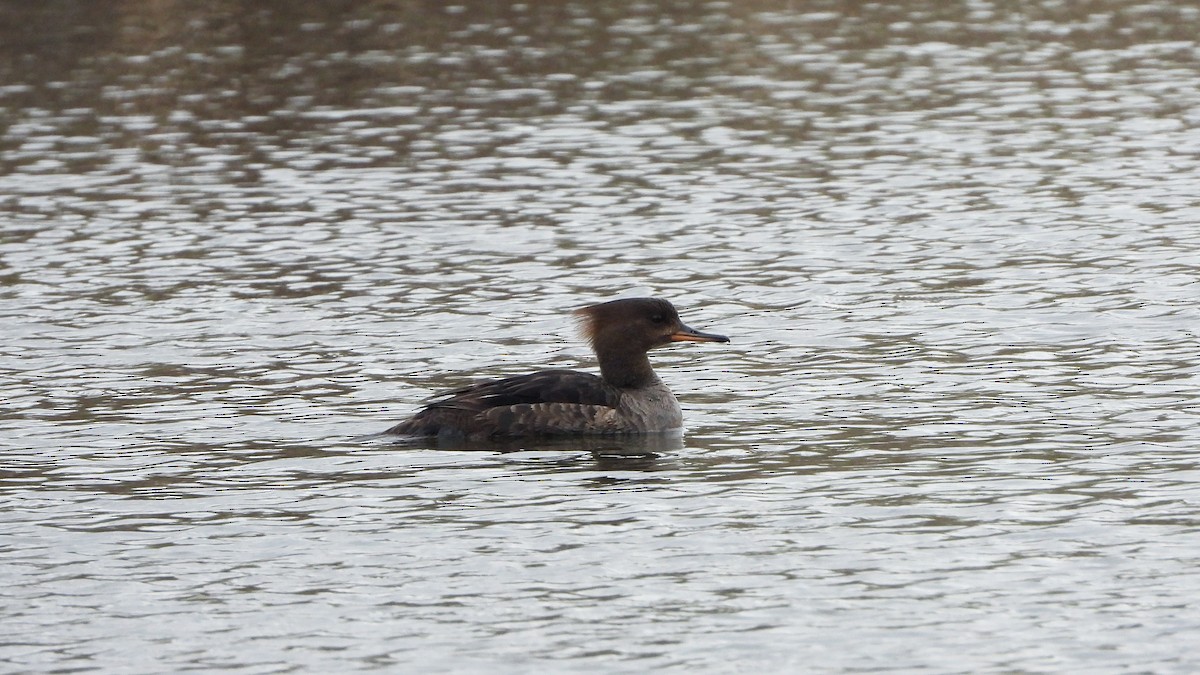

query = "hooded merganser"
[385, 297, 729, 439]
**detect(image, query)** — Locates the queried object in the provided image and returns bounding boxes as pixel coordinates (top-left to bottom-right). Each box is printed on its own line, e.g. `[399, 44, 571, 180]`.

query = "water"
[3, 1, 1200, 672]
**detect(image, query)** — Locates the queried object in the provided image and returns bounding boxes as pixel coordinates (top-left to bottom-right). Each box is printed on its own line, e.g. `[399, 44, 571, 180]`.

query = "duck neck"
[596, 347, 660, 389]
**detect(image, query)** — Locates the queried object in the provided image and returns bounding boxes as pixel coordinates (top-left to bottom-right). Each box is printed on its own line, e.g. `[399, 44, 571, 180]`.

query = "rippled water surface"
[4, 1, 1200, 672]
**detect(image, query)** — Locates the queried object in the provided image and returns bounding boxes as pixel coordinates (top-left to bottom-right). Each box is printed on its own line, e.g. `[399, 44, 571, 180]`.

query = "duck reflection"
[383, 429, 684, 459]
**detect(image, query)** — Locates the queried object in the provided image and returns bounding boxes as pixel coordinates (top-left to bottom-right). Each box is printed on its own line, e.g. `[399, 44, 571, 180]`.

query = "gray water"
[3, 1, 1200, 672]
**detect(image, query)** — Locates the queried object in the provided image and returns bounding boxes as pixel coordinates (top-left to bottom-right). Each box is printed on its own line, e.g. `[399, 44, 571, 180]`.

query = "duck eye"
[649, 314, 665, 324]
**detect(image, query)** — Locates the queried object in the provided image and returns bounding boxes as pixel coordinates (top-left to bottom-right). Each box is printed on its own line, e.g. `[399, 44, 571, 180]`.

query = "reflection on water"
[3, 0, 1200, 672]
[376, 428, 684, 457]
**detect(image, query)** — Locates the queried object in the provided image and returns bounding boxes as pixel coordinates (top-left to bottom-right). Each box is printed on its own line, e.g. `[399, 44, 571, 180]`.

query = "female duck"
[385, 297, 728, 439]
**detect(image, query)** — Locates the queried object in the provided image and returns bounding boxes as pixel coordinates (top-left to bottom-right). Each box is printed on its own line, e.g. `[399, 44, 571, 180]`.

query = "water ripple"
[4, 1, 1200, 672]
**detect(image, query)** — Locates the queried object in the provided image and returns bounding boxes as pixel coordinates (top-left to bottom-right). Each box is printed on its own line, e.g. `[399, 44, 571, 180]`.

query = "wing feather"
[427, 369, 620, 412]
[388, 369, 623, 438]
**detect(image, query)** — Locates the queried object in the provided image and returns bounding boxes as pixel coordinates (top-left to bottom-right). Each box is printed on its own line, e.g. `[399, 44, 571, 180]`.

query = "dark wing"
[428, 369, 620, 412]
[387, 369, 623, 438]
